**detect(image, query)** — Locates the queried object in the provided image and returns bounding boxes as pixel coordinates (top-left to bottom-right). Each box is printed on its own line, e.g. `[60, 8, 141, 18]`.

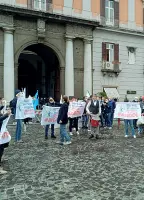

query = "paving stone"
[1, 123, 144, 199]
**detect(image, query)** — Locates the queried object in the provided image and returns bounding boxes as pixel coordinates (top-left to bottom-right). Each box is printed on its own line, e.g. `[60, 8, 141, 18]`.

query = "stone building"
[0, 0, 144, 102]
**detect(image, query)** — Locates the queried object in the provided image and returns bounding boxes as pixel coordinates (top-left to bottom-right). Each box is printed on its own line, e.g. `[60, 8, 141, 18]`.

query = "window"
[128, 47, 136, 65]
[106, 43, 114, 62]
[105, 0, 114, 25]
[34, 0, 46, 11]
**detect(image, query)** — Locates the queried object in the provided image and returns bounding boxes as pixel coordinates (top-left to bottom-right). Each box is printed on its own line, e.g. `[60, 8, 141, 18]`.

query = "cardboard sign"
[114, 102, 141, 119]
[0, 116, 11, 144]
[15, 97, 35, 119]
[41, 106, 60, 125]
[68, 102, 86, 118]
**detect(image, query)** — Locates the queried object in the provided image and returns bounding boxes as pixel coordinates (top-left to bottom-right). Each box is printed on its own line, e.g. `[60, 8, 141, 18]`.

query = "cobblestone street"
[1, 123, 144, 200]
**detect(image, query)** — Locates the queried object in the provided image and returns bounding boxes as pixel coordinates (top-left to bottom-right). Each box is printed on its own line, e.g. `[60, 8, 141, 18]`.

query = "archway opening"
[18, 43, 60, 101]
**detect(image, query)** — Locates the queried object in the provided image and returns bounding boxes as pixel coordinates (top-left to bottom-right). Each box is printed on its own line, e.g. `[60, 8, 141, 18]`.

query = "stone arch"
[14, 40, 65, 68]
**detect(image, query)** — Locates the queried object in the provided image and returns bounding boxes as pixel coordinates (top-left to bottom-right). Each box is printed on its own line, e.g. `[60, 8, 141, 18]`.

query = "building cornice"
[0, 4, 99, 28]
[96, 27, 144, 37]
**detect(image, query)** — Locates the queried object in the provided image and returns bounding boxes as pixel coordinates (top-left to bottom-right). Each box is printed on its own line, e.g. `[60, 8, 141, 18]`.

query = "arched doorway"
[18, 44, 60, 101]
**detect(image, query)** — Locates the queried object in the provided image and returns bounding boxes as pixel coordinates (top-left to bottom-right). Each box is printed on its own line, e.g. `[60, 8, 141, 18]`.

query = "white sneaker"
[88, 129, 91, 132]
[125, 135, 128, 138]
[109, 127, 112, 130]
[63, 141, 72, 145]
[69, 132, 73, 136]
[77, 131, 79, 135]
[133, 135, 136, 139]
[0, 167, 7, 175]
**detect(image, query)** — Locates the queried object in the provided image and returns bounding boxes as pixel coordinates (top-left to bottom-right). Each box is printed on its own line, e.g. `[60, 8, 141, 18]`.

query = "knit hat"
[15, 89, 21, 96]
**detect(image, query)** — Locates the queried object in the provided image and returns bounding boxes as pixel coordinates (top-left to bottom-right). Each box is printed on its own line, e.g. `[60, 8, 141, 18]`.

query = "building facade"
[0, 0, 144, 101]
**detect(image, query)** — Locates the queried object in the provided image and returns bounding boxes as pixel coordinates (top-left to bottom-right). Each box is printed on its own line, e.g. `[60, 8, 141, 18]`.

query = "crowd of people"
[0, 90, 144, 175]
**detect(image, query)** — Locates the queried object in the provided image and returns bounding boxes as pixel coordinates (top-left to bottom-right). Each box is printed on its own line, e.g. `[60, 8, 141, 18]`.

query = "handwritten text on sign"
[114, 102, 141, 119]
[41, 106, 60, 125]
[15, 97, 35, 119]
[68, 102, 86, 118]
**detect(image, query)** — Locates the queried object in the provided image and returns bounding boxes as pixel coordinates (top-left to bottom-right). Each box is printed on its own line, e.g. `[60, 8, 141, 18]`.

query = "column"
[83, 39, 92, 96]
[65, 36, 74, 96]
[3, 27, 14, 102]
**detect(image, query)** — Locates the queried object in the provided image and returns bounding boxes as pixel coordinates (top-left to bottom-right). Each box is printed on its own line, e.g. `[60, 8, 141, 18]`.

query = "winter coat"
[57, 102, 69, 124]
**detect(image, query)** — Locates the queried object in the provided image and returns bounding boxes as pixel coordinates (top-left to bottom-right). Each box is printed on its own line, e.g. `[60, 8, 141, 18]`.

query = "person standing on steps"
[57, 96, 71, 145]
[44, 97, 58, 140]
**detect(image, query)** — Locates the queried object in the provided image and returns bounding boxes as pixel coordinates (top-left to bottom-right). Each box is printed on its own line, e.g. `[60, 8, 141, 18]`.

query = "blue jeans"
[108, 112, 114, 127]
[15, 119, 22, 141]
[82, 115, 88, 127]
[124, 119, 135, 136]
[60, 124, 71, 143]
[45, 124, 54, 137]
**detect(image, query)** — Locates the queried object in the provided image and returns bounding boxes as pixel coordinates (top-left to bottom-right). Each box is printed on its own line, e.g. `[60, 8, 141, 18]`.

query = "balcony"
[101, 61, 121, 76]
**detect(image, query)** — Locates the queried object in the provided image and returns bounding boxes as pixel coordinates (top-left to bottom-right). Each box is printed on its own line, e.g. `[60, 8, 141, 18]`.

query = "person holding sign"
[123, 99, 136, 138]
[44, 97, 58, 139]
[0, 108, 11, 175]
[57, 96, 71, 145]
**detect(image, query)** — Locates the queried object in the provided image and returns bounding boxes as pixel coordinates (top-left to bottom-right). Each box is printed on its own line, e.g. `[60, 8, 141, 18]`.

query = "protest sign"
[114, 102, 141, 119]
[0, 116, 11, 144]
[15, 97, 35, 119]
[41, 106, 60, 125]
[68, 101, 86, 118]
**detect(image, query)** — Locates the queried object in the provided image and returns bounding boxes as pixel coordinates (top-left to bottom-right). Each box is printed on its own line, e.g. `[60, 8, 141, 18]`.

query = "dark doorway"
[18, 44, 60, 101]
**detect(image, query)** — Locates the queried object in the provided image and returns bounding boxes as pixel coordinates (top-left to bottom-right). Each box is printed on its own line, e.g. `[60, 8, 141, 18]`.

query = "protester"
[57, 95, 71, 145]
[0, 108, 11, 175]
[86, 94, 101, 139]
[87, 95, 92, 132]
[10, 89, 23, 143]
[133, 97, 139, 129]
[107, 98, 116, 129]
[138, 96, 144, 134]
[123, 99, 136, 138]
[100, 97, 105, 127]
[69, 117, 79, 136]
[102, 98, 111, 128]
[82, 96, 88, 129]
[44, 97, 57, 139]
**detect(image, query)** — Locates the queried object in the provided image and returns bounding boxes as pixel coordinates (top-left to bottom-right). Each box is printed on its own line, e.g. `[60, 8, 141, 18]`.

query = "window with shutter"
[102, 42, 106, 61]
[114, 1, 119, 27]
[114, 44, 119, 62]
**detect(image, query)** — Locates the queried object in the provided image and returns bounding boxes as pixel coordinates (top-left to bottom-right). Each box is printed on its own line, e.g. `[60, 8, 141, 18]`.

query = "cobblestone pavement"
[1, 123, 144, 200]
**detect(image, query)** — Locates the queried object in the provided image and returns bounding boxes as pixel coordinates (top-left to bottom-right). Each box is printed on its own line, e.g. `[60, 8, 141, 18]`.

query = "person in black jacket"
[57, 96, 71, 145]
[0, 108, 11, 175]
[44, 97, 58, 139]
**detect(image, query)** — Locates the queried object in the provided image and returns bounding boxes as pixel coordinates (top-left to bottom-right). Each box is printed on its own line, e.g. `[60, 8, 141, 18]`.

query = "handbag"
[91, 119, 99, 127]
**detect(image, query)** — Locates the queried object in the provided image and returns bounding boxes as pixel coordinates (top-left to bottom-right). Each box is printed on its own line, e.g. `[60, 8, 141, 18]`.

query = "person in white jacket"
[86, 94, 101, 139]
